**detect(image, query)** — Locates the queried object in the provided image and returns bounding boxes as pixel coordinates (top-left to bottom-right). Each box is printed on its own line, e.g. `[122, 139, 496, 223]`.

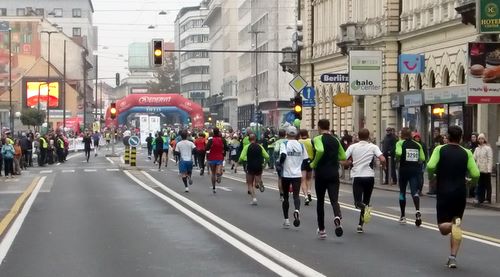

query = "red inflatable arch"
[105, 94, 205, 128]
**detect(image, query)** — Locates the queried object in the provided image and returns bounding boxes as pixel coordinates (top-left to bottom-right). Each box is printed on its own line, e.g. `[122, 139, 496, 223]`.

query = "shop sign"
[403, 94, 423, 107]
[478, 0, 500, 34]
[467, 42, 500, 104]
[349, 51, 383, 96]
[398, 54, 425, 74]
[333, 93, 353, 107]
[425, 86, 467, 104]
[320, 73, 349, 83]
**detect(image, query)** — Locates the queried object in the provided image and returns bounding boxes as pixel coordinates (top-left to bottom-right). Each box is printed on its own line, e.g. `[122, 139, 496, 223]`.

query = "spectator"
[474, 133, 493, 204]
[382, 127, 397, 185]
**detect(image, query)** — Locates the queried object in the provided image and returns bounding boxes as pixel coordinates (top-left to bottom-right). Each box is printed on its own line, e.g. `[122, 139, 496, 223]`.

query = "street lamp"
[41, 30, 58, 130]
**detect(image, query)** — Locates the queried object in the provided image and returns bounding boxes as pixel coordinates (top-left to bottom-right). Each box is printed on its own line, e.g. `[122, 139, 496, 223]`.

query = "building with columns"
[299, 0, 500, 151]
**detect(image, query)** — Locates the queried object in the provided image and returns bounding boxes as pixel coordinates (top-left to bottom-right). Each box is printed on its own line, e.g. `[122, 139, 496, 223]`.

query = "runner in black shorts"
[427, 126, 480, 269]
[238, 134, 269, 205]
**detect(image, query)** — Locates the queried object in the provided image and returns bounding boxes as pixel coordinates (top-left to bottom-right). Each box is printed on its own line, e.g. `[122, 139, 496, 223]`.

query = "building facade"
[174, 4, 210, 109]
[299, 0, 500, 150]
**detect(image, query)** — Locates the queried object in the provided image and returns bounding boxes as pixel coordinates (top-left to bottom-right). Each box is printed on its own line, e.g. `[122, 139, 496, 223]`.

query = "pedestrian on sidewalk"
[344, 129, 386, 233]
[473, 133, 493, 204]
[279, 126, 308, 228]
[14, 139, 22, 174]
[382, 127, 397, 185]
[395, 127, 426, 226]
[466, 132, 479, 198]
[1, 138, 15, 178]
[427, 125, 480, 268]
[310, 119, 346, 239]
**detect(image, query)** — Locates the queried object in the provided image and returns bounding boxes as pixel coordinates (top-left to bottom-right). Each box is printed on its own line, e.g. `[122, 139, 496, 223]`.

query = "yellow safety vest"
[40, 137, 48, 149]
[58, 138, 64, 149]
[6, 138, 14, 145]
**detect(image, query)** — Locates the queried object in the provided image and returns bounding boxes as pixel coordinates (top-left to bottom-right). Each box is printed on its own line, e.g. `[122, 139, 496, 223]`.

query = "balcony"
[455, 0, 476, 26]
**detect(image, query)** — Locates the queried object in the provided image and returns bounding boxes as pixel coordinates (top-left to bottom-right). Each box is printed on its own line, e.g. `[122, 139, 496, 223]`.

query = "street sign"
[303, 99, 316, 108]
[302, 86, 315, 100]
[289, 75, 308, 93]
[128, 135, 140, 147]
[320, 73, 349, 83]
[478, 0, 500, 34]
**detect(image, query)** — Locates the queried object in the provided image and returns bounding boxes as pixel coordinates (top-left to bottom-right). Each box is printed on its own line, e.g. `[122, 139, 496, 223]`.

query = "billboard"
[478, 0, 500, 34]
[467, 42, 500, 104]
[398, 54, 425, 74]
[349, 51, 383, 96]
[25, 81, 60, 108]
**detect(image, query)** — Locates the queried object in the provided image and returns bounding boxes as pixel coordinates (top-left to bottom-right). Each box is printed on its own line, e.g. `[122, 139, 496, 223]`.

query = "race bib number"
[405, 149, 419, 162]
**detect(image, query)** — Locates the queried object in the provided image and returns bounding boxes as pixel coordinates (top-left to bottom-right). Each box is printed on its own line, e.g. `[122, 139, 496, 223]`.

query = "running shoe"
[188, 177, 193, 186]
[234, 168, 237, 173]
[451, 217, 462, 241]
[308, 193, 312, 203]
[304, 198, 310, 206]
[251, 198, 258, 206]
[216, 174, 222, 184]
[399, 216, 407, 225]
[334, 216, 343, 237]
[317, 229, 327, 239]
[356, 225, 364, 233]
[213, 188, 217, 194]
[415, 211, 422, 227]
[446, 256, 457, 269]
[259, 181, 265, 192]
[293, 210, 300, 227]
[363, 206, 372, 224]
[247, 190, 251, 195]
[184, 187, 189, 193]
[283, 219, 290, 229]
[280, 195, 284, 202]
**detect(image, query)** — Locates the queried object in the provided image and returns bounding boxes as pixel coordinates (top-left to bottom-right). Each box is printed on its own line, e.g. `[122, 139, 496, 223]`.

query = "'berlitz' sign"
[320, 73, 349, 83]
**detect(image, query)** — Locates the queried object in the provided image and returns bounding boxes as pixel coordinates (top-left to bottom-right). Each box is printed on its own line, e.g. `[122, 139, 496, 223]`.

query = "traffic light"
[292, 20, 304, 53]
[293, 95, 302, 120]
[110, 102, 117, 119]
[152, 39, 163, 66]
[115, 73, 120, 87]
[255, 111, 263, 124]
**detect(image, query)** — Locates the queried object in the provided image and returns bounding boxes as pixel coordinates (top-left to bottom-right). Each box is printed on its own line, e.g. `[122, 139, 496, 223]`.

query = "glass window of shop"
[402, 106, 422, 132]
[429, 103, 464, 138]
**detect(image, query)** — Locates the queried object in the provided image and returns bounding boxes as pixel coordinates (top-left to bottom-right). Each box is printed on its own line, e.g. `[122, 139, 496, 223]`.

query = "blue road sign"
[302, 86, 315, 100]
[128, 136, 140, 147]
[303, 99, 316, 107]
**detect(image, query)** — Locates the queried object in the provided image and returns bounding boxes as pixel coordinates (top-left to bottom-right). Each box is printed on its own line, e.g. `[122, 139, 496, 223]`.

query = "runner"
[154, 132, 164, 170]
[344, 128, 386, 233]
[427, 125, 480, 268]
[82, 132, 92, 163]
[310, 119, 346, 239]
[229, 134, 240, 173]
[105, 131, 111, 150]
[194, 132, 207, 175]
[298, 129, 314, 205]
[174, 130, 196, 192]
[274, 129, 287, 201]
[238, 133, 269, 205]
[395, 127, 426, 226]
[206, 128, 228, 193]
[162, 132, 170, 168]
[92, 131, 100, 157]
[279, 126, 308, 228]
[146, 133, 153, 160]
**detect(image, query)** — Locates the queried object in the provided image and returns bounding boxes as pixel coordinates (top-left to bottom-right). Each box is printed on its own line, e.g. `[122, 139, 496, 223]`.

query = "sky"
[93, 0, 201, 84]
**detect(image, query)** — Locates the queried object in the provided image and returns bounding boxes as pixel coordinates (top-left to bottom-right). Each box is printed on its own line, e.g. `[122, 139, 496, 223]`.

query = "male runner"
[279, 126, 308, 228]
[274, 129, 287, 201]
[427, 126, 479, 268]
[146, 133, 153, 160]
[298, 129, 314, 205]
[395, 127, 426, 226]
[344, 128, 385, 233]
[175, 130, 196, 192]
[92, 131, 100, 157]
[82, 132, 92, 163]
[154, 132, 164, 170]
[161, 132, 170, 168]
[239, 134, 269, 205]
[310, 119, 346, 239]
[206, 128, 227, 193]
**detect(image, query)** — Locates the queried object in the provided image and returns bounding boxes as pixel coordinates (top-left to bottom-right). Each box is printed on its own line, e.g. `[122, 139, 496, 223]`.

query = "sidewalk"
[338, 168, 500, 212]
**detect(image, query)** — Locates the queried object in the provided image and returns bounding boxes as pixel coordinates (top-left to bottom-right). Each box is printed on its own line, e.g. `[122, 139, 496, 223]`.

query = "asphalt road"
[0, 146, 499, 277]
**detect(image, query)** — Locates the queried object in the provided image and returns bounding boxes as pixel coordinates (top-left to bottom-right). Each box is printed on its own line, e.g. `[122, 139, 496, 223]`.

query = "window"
[442, 68, 450, 86]
[403, 75, 410, 91]
[428, 71, 435, 88]
[0, 8, 7, 16]
[429, 8, 434, 23]
[457, 66, 466, 84]
[35, 8, 44, 16]
[415, 74, 422, 90]
[72, 27, 81, 37]
[442, 3, 449, 18]
[16, 8, 26, 16]
[72, 9, 81, 18]
[53, 8, 63, 17]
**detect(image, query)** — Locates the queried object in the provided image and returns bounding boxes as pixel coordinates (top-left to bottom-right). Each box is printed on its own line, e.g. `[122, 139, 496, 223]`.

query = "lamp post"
[41, 30, 58, 130]
[249, 28, 264, 140]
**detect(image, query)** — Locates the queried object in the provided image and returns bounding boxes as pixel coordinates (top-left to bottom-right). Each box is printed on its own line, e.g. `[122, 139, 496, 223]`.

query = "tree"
[147, 54, 180, 94]
[20, 108, 46, 129]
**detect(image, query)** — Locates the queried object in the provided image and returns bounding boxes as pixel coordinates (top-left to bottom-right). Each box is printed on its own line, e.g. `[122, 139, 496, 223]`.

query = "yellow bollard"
[130, 147, 137, 167]
[124, 145, 130, 164]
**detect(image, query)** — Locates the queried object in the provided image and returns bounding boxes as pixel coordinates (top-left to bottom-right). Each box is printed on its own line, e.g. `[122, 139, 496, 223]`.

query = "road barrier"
[124, 145, 130, 164]
[130, 147, 137, 167]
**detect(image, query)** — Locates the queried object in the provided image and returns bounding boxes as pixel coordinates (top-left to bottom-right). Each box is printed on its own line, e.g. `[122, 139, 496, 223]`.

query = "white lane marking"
[125, 171, 299, 277]
[106, 157, 115, 164]
[106, 169, 120, 172]
[0, 176, 46, 265]
[56, 163, 61, 166]
[66, 153, 83, 160]
[218, 186, 232, 192]
[142, 171, 326, 277]
[223, 174, 500, 248]
[84, 169, 97, 172]
[39, 170, 53, 174]
[62, 170, 75, 173]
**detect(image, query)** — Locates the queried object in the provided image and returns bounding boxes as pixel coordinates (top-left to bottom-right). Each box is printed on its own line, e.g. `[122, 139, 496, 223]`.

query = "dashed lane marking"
[106, 169, 120, 172]
[62, 170, 75, 173]
[84, 169, 97, 172]
[39, 170, 53, 174]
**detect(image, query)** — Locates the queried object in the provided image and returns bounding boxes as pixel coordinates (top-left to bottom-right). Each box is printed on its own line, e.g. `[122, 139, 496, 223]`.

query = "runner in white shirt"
[344, 128, 386, 233]
[279, 126, 309, 228]
[174, 130, 196, 192]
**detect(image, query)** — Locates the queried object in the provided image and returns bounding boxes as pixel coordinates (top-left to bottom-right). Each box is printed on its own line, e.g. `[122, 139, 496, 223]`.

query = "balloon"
[293, 119, 301, 128]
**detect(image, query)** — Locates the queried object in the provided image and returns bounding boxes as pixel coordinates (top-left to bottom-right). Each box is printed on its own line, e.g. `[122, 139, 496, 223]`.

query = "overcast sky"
[93, 0, 201, 84]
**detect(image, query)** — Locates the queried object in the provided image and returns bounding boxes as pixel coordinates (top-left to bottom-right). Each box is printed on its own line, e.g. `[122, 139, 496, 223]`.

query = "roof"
[175, 6, 201, 22]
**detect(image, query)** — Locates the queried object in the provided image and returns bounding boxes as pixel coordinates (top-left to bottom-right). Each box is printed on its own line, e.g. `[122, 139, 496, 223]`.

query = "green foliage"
[20, 108, 46, 127]
[147, 54, 180, 94]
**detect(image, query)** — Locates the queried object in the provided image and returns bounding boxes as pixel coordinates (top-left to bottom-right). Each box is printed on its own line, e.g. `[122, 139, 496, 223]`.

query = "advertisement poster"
[349, 51, 383, 96]
[467, 42, 500, 104]
[139, 115, 149, 145]
[478, 0, 500, 34]
[26, 81, 60, 108]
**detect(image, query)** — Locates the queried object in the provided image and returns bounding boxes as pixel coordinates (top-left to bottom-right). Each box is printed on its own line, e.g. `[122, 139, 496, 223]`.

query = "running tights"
[281, 177, 301, 219]
[315, 177, 342, 231]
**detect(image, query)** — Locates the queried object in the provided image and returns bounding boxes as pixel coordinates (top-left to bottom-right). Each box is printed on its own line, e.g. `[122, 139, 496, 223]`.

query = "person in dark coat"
[382, 127, 398, 184]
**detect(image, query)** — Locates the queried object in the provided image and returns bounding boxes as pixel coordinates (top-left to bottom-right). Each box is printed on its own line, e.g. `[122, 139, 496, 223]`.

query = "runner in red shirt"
[206, 128, 228, 193]
[194, 132, 207, 175]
